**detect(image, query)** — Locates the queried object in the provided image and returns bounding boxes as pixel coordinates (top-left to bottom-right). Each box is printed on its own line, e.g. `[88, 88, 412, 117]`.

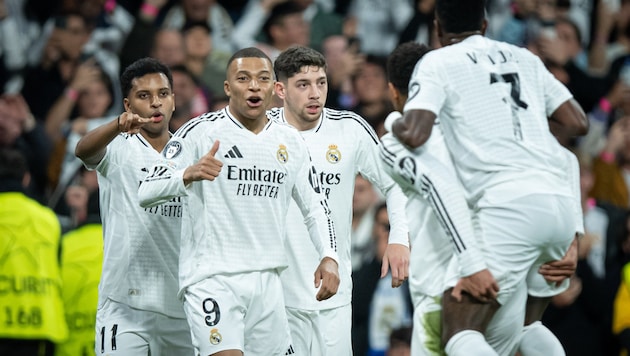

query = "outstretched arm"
[75, 112, 155, 166]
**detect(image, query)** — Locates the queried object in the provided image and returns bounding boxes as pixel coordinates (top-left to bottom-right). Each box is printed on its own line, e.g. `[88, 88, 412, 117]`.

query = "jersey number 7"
[490, 72, 529, 141]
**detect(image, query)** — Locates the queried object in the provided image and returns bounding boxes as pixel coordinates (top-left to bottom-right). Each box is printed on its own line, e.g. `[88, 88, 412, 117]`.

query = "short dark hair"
[435, 0, 486, 34]
[274, 46, 327, 82]
[0, 148, 28, 181]
[182, 20, 212, 34]
[120, 57, 173, 97]
[226, 47, 273, 72]
[555, 17, 582, 45]
[263, 2, 304, 43]
[170, 64, 199, 86]
[387, 42, 431, 95]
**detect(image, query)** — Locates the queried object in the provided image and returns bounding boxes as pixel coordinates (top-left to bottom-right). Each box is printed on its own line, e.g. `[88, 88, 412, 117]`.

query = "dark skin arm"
[548, 98, 589, 140]
[391, 109, 437, 148]
[395, 98, 587, 148]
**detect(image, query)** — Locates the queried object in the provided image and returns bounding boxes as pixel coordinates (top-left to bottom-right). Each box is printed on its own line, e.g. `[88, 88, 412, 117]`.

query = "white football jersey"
[137, 107, 338, 295]
[83, 133, 185, 318]
[405, 35, 574, 206]
[380, 124, 484, 297]
[268, 107, 408, 310]
[563, 147, 585, 236]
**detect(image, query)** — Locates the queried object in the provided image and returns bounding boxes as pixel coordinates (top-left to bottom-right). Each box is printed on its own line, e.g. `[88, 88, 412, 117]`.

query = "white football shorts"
[94, 298, 193, 355]
[183, 270, 293, 355]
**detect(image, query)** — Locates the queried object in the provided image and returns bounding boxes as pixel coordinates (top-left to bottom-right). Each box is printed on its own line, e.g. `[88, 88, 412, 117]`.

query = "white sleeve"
[231, 0, 267, 51]
[138, 135, 196, 208]
[403, 54, 447, 116]
[539, 55, 573, 116]
[353, 115, 409, 247]
[291, 152, 339, 263]
[379, 133, 487, 276]
[564, 148, 585, 236]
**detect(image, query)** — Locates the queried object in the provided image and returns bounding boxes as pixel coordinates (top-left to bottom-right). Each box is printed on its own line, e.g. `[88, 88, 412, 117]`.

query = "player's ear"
[224, 80, 231, 97]
[274, 81, 286, 100]
[123, 98, 130, 112]
[387, 83, 402, 112]
[387, 83, 399, 103]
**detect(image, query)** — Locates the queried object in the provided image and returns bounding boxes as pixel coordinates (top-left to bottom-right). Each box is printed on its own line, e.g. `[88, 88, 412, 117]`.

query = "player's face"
[276, 65, 327, 130]
[124, 72, 174, 136]
[224, 57, 274, 126]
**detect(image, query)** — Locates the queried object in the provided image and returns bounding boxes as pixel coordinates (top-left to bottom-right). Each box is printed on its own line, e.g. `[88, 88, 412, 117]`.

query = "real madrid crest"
[277, 144, 288, 163]
[209, 328, 222, 345]
[326, 144, 341, 164]
[163, 141, 182, 159]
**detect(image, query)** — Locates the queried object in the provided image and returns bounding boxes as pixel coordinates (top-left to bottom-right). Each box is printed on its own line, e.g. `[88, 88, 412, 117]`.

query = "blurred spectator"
[350, 55, 392, 135]
[577, 79, 630, 157]
[0, 148, 68, 356]
[346, 0, 413, 56]
[0, 94, 51, 202]
[495, 0, 539, 47]
[0, 0, 41, 93]
[55, 170, 102, 356]
[589, 117, 630, 208]
[352, 202, 412, 356]
[351, 174, 381, 272]
[119, 0, 171, 72]
[321, 34, 364, 109]
[533, 16, 588, 71]
[170, 64, 209, 132]
[233, 1, 310, 62]
[543, 151, 626, 355]
[161, 0, 235, 54]
[21, 12, 93, 119]
[150, 28, 186, 67]
[296, 0, 344, 51]
[58, 0, 135, 56]
[44, 66, 113, 206]
[182, 20, 212, 76]
[588, 0, 629, 74]
[230, 0, 342, 55]
[181, 20, 231, 98]
[231, 0, 293, 53]
[44, 67, 113, 228]
[397, 0, 436, 48]
[217, 0, 249, 22]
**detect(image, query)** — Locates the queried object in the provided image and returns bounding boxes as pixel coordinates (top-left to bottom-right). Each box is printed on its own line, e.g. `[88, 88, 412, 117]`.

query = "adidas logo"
[285, 345, 295, 355]
[224, 145, 243, 158]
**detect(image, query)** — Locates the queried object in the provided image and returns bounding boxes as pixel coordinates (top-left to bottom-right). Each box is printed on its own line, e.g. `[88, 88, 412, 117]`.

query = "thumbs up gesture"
[183, 140, 223, 184]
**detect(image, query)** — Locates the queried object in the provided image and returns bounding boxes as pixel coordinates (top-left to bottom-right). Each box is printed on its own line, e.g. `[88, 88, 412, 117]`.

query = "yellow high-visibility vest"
[55, 223, 103, 356]
[0, 192, 68, 342]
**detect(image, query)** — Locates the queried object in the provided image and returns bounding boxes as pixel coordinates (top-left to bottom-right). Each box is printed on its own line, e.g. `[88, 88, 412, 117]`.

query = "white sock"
[519, 321, 565, 356]
[444, 330, 498, 356]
